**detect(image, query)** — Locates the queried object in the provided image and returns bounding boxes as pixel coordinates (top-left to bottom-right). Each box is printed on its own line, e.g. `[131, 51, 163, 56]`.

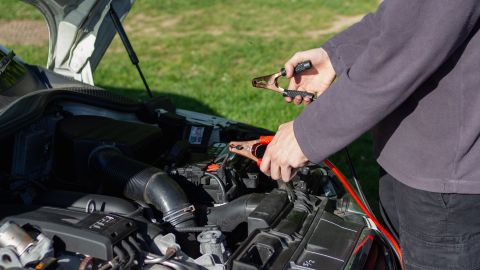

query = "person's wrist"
[318, 48, 336, 77]
[320, 41, 344, 75]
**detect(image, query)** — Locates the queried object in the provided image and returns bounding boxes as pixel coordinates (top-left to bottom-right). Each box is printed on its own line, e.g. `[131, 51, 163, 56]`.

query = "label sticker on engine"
[189, 126, 205, 145]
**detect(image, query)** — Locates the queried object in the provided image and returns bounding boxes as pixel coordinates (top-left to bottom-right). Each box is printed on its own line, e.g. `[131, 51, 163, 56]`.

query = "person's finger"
[284, 96, 293, 103]
[303, 96, 312, 105]
[293, 95, 303, 105]
[280, 165, 292, 182]
[284, 52, 307, 78]
[270, 161, 281, 180]
[287, 76, 300, 91]
[259, 152, 271, 176]
[269, 132, 281, 144]
[293, 87, 309, 105]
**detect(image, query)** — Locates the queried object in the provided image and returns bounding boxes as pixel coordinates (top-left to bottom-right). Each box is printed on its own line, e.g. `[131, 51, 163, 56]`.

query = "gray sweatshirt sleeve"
[293, 0, 480, 164]
[322, 2, 386, 75]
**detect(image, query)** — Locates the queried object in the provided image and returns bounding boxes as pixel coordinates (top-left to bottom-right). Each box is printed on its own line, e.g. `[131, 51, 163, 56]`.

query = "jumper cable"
[324, 160, 403, 268]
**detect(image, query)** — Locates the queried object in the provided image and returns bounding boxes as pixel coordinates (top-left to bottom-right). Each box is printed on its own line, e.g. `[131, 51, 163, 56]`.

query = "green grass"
[1, 0, 380, 211]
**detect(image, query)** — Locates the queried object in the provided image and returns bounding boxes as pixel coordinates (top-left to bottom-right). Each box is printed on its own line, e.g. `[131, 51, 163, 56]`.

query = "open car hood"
[22, 0, 135, 85]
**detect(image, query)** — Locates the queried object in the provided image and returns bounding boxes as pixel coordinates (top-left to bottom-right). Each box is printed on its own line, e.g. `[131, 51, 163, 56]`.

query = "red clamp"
[229, 135, 274, 166]
[259, 135, 273, 145]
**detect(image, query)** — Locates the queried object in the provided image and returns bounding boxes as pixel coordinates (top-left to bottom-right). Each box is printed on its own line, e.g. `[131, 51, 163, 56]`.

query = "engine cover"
[0, 206, 138, 260]
[232, 193, 366, 270]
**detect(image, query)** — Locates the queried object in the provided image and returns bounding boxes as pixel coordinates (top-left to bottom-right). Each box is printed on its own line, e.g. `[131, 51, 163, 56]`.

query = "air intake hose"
[89, 147, 195, 227]
[207, 193, 264, 231]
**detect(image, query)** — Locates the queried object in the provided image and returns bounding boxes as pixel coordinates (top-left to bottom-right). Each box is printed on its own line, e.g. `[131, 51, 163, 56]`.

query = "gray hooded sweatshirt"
[293, 0, 480, 193]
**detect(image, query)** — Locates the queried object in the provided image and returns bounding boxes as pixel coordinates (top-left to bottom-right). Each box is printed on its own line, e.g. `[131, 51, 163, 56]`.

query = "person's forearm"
[322, 2, 385, 75]
[295, 0, 480, 163]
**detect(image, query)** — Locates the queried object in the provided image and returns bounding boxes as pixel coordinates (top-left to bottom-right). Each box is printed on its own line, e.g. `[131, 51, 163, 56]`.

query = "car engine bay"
[0, 87, 395, 269]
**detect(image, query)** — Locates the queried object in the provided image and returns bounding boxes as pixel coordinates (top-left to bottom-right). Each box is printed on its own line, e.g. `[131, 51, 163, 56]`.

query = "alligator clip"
[229, 136, 297, 201]
[229, 136, 273, 167]
[251, 60, 316, 101]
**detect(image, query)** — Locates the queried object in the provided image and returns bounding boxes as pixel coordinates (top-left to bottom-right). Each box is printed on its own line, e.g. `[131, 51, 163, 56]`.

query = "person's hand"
[284, 48, 336, 105]
[259, 121, 309, 182]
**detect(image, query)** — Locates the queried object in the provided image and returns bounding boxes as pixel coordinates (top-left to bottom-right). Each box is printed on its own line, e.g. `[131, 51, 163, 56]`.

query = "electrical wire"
[221, 150, 230, 169]
[204, 172, 227, 203]
[324, 159, 404, 269]
[160, 259, 199, 270]
[144, 247, 176, 264]
[98, 256, 120, 270]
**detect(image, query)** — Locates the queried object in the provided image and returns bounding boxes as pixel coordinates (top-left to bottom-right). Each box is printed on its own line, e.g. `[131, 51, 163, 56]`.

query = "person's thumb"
[284, 52, 308, 79]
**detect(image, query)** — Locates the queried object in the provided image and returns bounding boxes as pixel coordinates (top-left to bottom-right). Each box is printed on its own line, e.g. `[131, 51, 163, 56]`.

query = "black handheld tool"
[252, 60, 316, 100]
[280, 60, 313, 76]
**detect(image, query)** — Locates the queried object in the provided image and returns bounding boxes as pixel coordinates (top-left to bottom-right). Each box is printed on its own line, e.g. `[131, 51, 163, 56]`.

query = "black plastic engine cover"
[248, 189, 290, 234]
[0, 206, 137, 260]
[54, 115, 166, 189]
[232, 197, 365, 270]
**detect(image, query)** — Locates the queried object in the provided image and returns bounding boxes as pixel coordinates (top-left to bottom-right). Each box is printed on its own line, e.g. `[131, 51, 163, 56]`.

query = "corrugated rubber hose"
[89, 147, 196, 228]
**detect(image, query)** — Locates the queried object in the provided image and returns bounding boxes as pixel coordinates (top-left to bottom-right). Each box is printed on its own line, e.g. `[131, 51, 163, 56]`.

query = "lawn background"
[1, 0, 380, 211]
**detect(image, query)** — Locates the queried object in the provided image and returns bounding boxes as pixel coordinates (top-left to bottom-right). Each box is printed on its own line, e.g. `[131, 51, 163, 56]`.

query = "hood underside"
[22, 0, 135, 85]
